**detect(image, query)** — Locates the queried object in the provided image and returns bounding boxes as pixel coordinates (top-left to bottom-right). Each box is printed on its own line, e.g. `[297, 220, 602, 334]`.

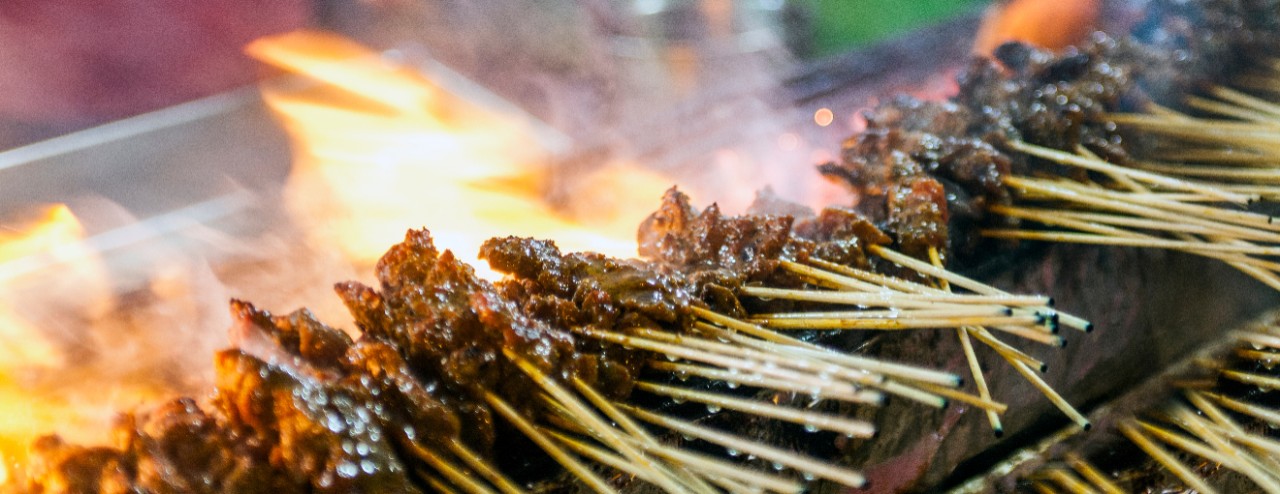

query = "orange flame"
[248, 31, 670, 279]
[973, 0, 1101, 55]
[0, 205, 175, 478]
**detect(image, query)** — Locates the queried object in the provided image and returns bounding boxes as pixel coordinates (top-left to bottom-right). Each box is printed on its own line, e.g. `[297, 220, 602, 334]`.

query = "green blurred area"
[796, 0, 988, 57]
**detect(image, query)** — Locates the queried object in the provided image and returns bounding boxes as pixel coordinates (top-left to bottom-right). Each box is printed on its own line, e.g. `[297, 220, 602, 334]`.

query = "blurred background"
[0, 0, 991, 151]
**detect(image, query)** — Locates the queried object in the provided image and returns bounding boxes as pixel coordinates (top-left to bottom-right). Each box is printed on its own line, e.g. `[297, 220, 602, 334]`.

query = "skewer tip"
[1081, 421, 1092, 432]
[1058, 338, 1068, 349]
[1039, 363, 1049, 373]
[1084, 322, 1094, 333]
[993, 428, 1005, 438]
[1046, 297, 1056, 307]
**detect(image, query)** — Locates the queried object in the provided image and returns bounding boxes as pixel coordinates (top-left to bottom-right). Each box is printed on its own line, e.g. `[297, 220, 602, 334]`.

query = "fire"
[249, 31, 669, 279]
[0, 205, 84, 370]
[0, 205, 137, 476]
[973, 0, 1101, 55]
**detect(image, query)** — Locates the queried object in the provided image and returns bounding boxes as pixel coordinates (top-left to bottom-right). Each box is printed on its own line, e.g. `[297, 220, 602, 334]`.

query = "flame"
[0, 205, 187, 477]
[0, 205, 83, 370]
[249, 31, 668, 278]
[973, 0, 1101, 55]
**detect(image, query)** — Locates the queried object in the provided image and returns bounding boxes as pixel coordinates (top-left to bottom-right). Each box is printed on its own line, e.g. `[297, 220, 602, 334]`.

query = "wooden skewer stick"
[1031, 468, 1099, 494]
[1192, 418, 1280, 462]
[626, 326, 883, 388]
[930, 246, 1004, 435]
[965, 326, 1048, 372]
[1006, 139, 1252, 204]
[569, 378, 718, 494]
[544, 412, 743, 494]
[1186, 94, 1280, 123]
[1137, 420, 1257, 479]
[400, 437, 500, 494]
[999, 205, 1276, 242]
[752, 307, 1013, 319]
[1151, 148, 1276, 165]
[994, 202, 1280, 288]
[868, 245, 1049, 300]
[1237, 348, 1280, 362]
[1063, 453, 1124, 494]
[739, 285, 1053, 308]
[1010, 360, 1090, 430]
[1184, 391, 1251, 435]
[806, 257, 951, 296]
[861, 247, 1091, 332]
[1029, 481, 1058, 494]
[482, 391, 618, 494]
[618, 404, 869, 488]
[648, 360, 885, 405]
[544, 429, 664, 486]
[445, 439, 525, 494]
[636, 381, 877, 438]
[867, 379, 948, 409]
[985, 324, 1065, 347]
[577, 326, 872, 398]
[1211, 85, 1280, 119]
[634, 326, 950, 408]
[780, 259, 906, 293]
[1108, 112, 1280, 136]
[906, 380, 1008, 414]
[1136, 161, 1280, 182]
[1166, 406, 1280, 493]
[752, 314, 1045, 331]
[504, 350, 689, 493]
[535, 396, 762, 494]
[1235, 330, 1280, 350]
[1220, 369, 1280, 391]
[983, 229, 1280, 255]
[1117, 420, 1219, 494]
[1007, 176, 1278, 232]
[692, 308, 962, 386]
[593, 424, 805, 494]
[416, 468, 463, 494]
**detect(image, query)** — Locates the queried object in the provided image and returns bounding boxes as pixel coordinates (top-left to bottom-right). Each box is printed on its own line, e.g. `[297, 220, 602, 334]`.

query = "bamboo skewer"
[1166, 406, 1280, 493]
[632, 326, 950, 408]
[483, 392, 618, 494]
[647, 361, 885, 405]
[690, 309, 962, 386]
[445, 439, 525, 494]
[1118, 420, 1220, 494]
[930, 247, 1004, 436]
[406, 441, 500, 494]
[1006, 139, 1253, 203]
[1063, 453, 1124, 494]
[1204, 392, 1280, 427]
[739, 285, 1052, 308]
[636, 381, 878, 438]
[506, 350, 689, 493]
[619, 404, 869, 488]
[1031, 468, 1099, 494]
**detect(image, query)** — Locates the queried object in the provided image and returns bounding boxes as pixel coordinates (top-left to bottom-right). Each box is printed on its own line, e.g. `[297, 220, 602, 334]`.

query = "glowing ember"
[249, 31, 669, 279]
